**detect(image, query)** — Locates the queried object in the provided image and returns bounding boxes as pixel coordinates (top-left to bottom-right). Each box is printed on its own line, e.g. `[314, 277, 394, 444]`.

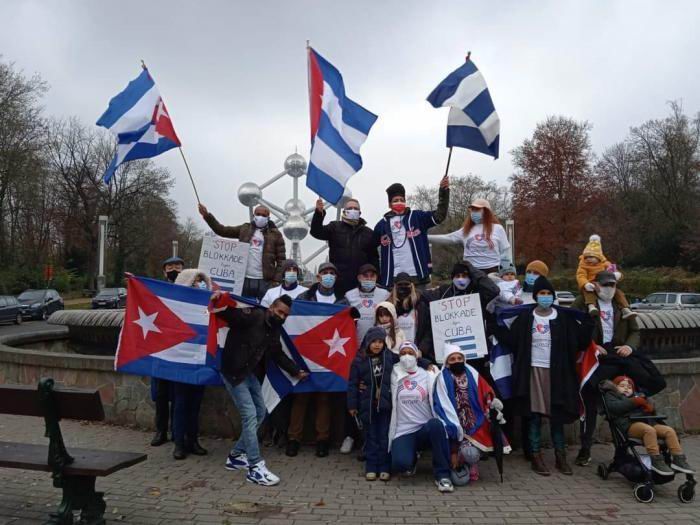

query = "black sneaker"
[150, 431, 168, 447]
[650, 454, 674, 476]
[285, 439, 300, 457]
[671, 455, 696, 474]
[575, 448, 591, 466]
[173, 444, 187, 460]
[316, 440, 329, 458]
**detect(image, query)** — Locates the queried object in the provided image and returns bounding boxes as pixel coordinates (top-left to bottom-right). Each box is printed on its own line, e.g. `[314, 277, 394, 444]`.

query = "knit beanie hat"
[281, 259, 299, 272]
[499, 262, 517, 277]
[362, 326, 387, 350]
[398, 341, 421, 357]
[532, 276, 556, 298]
[386, 183, 406, 202]
[451, 261, 471, 278]
[613, 375, 635, 390]
[582, 234, 605, 260]
[525, 260, 549, 276]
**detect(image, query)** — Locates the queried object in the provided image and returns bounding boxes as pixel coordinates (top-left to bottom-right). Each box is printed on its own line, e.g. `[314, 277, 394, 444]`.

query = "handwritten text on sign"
[197, 232, 249, 295]
[429, 293, 488, 363]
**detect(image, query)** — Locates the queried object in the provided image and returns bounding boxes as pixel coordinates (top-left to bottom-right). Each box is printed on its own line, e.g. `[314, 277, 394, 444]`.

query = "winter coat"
[372, 186, 450, 287]
[347, 349, 397, 425]
[388, 364, 440, 450]
[214, 306, 300, 385]
[202, 212, 286, 282]
[601, 380, 656, 435]
[393, 295, 433, 361]
[298, 283, 349, 304]
[494, 305, 593, 424]
[174, 268, 213, 289]
[576, 256, 624, 290]
[571, 295, 640, 351]
[310, 211, 379, 296]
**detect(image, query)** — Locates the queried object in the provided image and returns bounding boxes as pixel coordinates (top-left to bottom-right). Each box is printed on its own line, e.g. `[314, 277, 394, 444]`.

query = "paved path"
[0, 415, 698, 524]
[0, 320, 63, 339]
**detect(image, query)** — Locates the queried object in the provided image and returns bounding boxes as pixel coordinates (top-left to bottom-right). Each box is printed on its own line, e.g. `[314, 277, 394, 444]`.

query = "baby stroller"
[597, 383, 696, 503]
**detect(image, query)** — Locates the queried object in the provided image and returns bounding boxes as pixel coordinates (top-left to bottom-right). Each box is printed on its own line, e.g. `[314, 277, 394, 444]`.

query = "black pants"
[153, 378, 173, 434]
[172, 383, 205, 446]
[243, 278, 271, 301]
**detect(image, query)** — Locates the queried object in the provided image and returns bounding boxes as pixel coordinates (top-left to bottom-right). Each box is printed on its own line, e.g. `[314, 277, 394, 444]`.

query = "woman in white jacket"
[429, 198, 511, 274]
[388, 342, 453, 492]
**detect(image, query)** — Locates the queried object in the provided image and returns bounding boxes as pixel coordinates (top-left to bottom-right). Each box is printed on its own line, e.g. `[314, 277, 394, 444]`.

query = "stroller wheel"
[597, 463, 609, 480]
[678, 483, 695, 503]
[634, 483, 654, 503]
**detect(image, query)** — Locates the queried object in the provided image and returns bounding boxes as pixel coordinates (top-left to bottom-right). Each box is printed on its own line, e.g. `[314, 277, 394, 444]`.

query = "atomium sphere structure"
[284, 152, 307, 178]
[237, 182, 262, 207]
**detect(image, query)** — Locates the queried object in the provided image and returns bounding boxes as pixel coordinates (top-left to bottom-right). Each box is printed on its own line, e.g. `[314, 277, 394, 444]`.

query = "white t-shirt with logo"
[394, 368, 433, 439]
[315, 290, 337, 304]
[345, 287, 391, 342]
[396, 309, 417, 342]
[598, 298, 615, 344]
[246, 228, 265, 279]
[429, 223, 510, 270]
[389, 216, 417, 277]
[531, 309, 558, 368]
[260, 284, 308, 308]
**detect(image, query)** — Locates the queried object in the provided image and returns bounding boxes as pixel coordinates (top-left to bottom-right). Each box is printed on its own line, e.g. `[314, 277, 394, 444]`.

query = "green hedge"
[0, 266, 83, 295]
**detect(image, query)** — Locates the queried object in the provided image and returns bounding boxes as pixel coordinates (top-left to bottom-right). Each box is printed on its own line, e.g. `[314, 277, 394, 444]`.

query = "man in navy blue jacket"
[373, 176, 449, 290]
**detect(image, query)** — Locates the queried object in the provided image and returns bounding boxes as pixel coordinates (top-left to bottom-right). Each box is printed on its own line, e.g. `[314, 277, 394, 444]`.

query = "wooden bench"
[0, 379, 147, 525]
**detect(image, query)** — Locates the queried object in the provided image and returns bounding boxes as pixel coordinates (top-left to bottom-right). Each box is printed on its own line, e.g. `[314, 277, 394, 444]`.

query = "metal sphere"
[284, 153, 307, 178]
[282, 214, 309, 241]
[337, 186, 354, 208]
[284, 198, 306, 215]
[238, 182, 262, 207]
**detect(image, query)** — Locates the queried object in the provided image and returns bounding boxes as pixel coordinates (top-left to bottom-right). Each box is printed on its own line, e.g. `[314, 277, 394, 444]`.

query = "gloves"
[614, 271, 622, 280]
[584, 282, 595, 292]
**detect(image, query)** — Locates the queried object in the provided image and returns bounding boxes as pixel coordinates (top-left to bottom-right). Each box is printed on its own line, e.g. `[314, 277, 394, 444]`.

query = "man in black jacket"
[311, 198, 379, 297]
[212, 293, 308, 486]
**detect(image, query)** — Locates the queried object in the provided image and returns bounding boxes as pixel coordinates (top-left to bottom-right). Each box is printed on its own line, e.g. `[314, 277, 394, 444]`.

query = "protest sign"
[197, 232, 249, 295]
[429, 294, 488, 363]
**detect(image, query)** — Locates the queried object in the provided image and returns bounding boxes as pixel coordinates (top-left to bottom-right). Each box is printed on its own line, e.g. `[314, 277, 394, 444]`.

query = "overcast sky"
[2, 1, 700, 261]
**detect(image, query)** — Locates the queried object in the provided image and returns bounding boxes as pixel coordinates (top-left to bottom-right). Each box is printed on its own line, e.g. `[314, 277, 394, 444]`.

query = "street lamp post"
[97, 215, 109, 292]
[172, 240, 179, 258]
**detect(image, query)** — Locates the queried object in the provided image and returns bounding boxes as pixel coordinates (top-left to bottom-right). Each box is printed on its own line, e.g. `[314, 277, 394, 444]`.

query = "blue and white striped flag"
[307, 47, 378, 204]
[427, 58, 500, 159]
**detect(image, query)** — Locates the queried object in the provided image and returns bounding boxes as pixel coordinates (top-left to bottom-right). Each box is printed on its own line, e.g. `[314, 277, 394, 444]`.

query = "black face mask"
[268, 312, 285, 327]
[448, 362, 466, 375]
[396, 285, 411, 299]
[166, 270, 180, 283]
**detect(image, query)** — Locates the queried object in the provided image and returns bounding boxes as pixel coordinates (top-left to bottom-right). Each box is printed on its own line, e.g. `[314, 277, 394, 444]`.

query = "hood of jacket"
[376, 301, 398, 321]
[174, 268, 213, 289]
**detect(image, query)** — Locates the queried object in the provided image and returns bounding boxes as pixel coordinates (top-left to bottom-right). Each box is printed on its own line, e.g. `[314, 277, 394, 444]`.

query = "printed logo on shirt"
[406, 228, 422, 238]
[361, 299, 374, 308]
[532, 322, 551, 335]
[251, 238, 263, 247]
[391, 220, 403, 231]
[397, 378, 427, 401]
[600, 309, 612, 321]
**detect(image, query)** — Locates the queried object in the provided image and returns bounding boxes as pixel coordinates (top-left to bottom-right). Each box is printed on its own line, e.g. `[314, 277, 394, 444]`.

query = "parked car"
[0, 295, 23, 325]
[556, 290, 577, 307]
[91, 288, 127, 309]
[631, 292, 700, 310]
[17, 289, 64, 320]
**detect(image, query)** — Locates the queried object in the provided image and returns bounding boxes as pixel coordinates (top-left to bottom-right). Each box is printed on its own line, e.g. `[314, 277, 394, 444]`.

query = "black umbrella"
[487, 395, 506, 483]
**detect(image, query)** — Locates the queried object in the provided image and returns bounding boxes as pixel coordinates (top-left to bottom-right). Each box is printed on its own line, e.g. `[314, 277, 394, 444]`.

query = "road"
[0, 320, 66, 339]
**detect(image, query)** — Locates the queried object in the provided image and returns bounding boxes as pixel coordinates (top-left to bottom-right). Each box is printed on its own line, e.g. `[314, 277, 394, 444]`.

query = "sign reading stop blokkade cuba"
[197, 232, 249, 295]
[429, 294, 488, 363]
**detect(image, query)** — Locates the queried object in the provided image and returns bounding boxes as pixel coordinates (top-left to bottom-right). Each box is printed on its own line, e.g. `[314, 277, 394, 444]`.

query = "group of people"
[147, 175, 694, 492]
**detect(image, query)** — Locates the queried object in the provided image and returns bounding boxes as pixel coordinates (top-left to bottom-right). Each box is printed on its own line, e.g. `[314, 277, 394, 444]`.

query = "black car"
[17, 289, 64, 320]
[0, 295, 23, 325]
[91, 287, 127, 309]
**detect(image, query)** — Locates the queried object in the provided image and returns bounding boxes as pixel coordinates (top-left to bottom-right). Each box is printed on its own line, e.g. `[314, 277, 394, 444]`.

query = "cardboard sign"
[429, 293, 488, 363]
[197, 232, 249, 295]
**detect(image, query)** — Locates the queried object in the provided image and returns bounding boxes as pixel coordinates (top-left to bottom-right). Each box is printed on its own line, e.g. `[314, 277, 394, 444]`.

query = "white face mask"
[344, 209, 361, 220]
[399, 354, 417, 372]
[597, 286, 616, 302]
[253, 215, 269, 228]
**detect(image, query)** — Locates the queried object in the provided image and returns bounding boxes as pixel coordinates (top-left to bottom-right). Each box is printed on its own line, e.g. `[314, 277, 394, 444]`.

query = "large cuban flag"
[307, 47, 378, 204]
[262, 300, 359, 412]
[115, 275, 224, 385]
[96, 67, 181, 184]
[427, 58, 500, 159]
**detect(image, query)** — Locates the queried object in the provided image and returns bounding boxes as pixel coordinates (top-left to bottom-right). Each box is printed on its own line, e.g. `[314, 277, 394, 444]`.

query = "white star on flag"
[323, 329, 350, 358]
[133, 307, 161, 339]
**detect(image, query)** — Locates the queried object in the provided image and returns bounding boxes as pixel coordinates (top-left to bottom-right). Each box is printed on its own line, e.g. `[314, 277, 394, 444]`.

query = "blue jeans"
[529, 413, 566, 452]
[391, 418, 450, 480]
[172, 382, 205, 446]
[364, 409, 391, 474]
[222, 373, 266, 465]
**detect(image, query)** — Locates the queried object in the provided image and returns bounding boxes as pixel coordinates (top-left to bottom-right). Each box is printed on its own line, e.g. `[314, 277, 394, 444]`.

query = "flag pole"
[443, 51, 472, 178]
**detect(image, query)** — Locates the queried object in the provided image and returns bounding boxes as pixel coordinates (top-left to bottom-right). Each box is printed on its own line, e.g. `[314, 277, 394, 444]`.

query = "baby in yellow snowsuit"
[576, 235, 636, 319]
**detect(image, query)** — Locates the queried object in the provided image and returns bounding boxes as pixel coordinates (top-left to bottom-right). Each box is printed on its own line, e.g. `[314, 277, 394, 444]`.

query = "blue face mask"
[320, 274, 336, 288]
[470, 210, 483, 224]
[525, 272, 539, 286]
[360, 279, 376, 292]
[284, 271, 298, 285]
[453, 277, 470, 290]
[536, 295, 554, 308]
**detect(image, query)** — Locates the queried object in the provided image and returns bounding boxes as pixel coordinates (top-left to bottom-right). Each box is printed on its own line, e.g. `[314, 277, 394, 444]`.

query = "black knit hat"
[532, 276, 556, 299]
[394, 272, 412, 284]
[386, 183, 406, 202]
[451, 261, 471, 278]
[281, 259, 299, 272]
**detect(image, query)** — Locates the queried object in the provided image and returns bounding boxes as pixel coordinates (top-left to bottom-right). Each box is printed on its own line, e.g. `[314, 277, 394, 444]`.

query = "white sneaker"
[225, 452, 249, 471]
[435, 478, 454, 493]
[340, 436, 354, 454]
[246, 460, 280, 486]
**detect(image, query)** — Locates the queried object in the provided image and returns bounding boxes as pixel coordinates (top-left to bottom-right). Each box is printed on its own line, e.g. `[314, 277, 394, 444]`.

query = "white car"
[555, 291, 576, 307]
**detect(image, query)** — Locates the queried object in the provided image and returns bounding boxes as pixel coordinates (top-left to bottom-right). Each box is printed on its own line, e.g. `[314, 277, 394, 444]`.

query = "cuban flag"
[307, 47, 378, 204]
[97, 67, 181, 184]
[115, 275, 223, 385]
[261, 300, 359, 412]
[427, 58, 500, 159]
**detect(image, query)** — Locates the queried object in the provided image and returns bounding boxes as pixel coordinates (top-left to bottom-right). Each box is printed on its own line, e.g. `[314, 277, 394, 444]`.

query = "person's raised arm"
[432, 175, 450, 224]
[428, 228, 464, 245]
[198, 203, 242, 239]
[310, 198, 333, 241]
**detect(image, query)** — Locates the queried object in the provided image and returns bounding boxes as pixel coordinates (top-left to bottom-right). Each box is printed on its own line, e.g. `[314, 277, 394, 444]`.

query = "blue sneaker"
[225, 452, 249, 471]
[246, 460, 280, 486]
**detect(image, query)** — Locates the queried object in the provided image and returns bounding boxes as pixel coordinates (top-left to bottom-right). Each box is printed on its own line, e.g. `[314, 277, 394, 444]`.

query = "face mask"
[320, 274, 336, 288]
[536, 295, 554, 308]
[470, 210, 483, 224]
[166, 270, 180, 283]
[525, 272, 538, 287]
[196, 280, 208, 290]
[597, 286, 616, 302]
[448, 362, 466, 375]
[253, 215, 269, 228]
[453, 277, 470, 290]
[399, 354, 417, 372]
[344, 209, 361, 220]
[284, 271, 298, 285]
[391, 202, 406, 214]
[268, 312, 285, 327]
[360, 279, 376, 292]
[396, 285, 411, 299]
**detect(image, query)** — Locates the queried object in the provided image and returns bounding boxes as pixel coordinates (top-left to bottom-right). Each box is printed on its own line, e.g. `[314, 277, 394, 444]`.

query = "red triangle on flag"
[292, 309, 358, 379]
[116, 277, 197, 367]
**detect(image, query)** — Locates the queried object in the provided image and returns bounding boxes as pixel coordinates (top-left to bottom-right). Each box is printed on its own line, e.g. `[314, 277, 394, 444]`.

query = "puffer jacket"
[601, 380, 656, 435]
[203, 212, 286, 282]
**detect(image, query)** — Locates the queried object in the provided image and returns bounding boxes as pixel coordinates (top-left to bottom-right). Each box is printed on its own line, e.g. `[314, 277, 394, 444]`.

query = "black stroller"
[597, 382, 696, 503]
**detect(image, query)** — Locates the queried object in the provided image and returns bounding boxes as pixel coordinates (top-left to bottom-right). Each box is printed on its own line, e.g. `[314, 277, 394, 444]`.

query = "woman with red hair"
[429, 198, 511, 274]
